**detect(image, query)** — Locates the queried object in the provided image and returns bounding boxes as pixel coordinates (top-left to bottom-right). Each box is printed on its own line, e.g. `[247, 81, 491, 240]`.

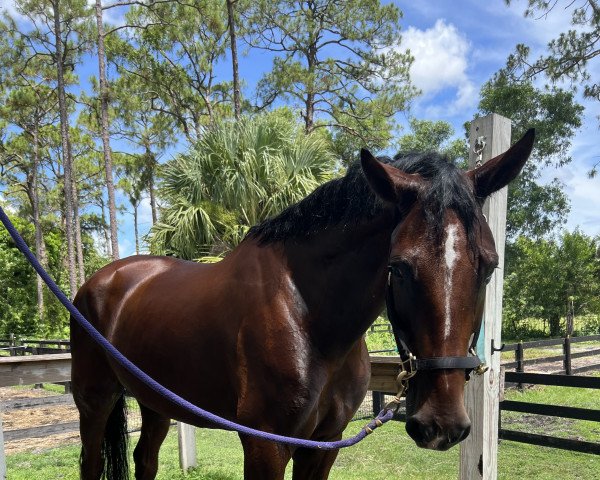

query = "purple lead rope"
[0, 206, 393, 449]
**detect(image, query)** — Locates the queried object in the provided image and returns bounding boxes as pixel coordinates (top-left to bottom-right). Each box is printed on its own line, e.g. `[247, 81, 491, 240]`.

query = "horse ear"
[467, 128, 535, 199]
[360, 149, 422, 203]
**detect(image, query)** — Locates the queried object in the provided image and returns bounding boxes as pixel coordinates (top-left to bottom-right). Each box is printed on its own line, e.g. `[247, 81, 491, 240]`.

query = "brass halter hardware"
[383, 353, 417, 412]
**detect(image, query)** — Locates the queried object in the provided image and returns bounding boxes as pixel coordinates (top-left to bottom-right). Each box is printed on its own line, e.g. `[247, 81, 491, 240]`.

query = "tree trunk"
[95, 0, 120, 260]
[52, 0, 77, 299]
[134, 202, 139, 255]
[101, 200, 111, 257]
[549, 315, 562, 337]
[145, 145, 158, 225]
[304, 40, 317, 133]
[226, 0, 241, 120]
[31, 124, 46, 326]
[149, 175, 157, 225]
[71, 163, 85, 287]
[305, 92, 314, 133]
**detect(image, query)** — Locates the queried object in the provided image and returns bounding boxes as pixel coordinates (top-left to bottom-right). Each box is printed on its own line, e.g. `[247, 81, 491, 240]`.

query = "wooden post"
[0, 405, 5, 480]
[515, 341, 524, 391]
[8, 335, 15, 357]
[460, 114, 511, 480]
[563, 335, 572, 375]
[177, 422, 197, 471]
[372, 391, 382, 416]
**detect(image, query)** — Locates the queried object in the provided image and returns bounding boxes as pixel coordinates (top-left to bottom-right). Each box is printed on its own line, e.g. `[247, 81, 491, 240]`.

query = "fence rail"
[501, 334, 600, 380]
[0, 337, 70, 357]
[499, 370, 600, 455]
[0, 345, 598, 461]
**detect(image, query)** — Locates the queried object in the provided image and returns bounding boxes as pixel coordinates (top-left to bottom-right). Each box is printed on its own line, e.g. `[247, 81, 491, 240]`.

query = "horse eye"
[389, 265, 403, 279]
[482, 262, 498, 285]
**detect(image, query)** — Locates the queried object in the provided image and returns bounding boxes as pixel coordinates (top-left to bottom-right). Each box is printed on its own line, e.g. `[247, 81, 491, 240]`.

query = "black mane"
[246, 152, 478, 247]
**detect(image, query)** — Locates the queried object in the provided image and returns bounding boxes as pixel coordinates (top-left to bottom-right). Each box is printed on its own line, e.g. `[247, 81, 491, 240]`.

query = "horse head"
[361, 129, 535, 450]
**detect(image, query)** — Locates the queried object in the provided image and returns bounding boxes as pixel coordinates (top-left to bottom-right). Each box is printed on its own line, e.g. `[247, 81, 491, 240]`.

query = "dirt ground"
[1, 351, 598, 455]
[0, 387, 80, 454]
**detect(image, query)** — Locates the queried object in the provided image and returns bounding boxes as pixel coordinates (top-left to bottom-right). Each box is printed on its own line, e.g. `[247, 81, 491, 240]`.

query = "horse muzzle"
[405, 411, 471, 450]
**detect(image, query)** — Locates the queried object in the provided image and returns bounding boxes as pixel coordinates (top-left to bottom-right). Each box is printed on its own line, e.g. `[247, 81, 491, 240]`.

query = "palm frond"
[148, 111, 337, 258]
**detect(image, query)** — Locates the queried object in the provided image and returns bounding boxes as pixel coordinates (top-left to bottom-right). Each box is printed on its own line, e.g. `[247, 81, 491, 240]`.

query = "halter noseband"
[383, 265, 487, 409]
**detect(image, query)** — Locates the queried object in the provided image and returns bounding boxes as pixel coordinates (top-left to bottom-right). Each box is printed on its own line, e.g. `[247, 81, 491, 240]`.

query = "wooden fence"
[499, 371, 600, 454]
[0, 336, 70, 356]
[367, 333, 600, 375]
[0, 354, 405, 474]
[502, 334, 600, 376]
[0, 350, 598, 478]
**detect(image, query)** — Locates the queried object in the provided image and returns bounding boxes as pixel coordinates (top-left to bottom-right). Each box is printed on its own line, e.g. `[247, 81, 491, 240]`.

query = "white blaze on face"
[443, 224, 459, 338]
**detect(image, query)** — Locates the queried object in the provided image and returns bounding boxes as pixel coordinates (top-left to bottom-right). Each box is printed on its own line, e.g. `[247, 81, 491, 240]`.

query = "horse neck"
[284, 210, 396, 355]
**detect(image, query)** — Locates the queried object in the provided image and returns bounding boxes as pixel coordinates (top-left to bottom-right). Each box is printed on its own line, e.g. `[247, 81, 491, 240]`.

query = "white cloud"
[539, 112, 600, 238]
[402, 20, 472, 94]
[86, 0, 128, 28]
[560, 164, 600, 237]
[118, 237, 135, 258]
[0, 193, 17, 214]
[2, 1, 29, 23]
[401, 19, 477, 115]
[137, 197, 154, 228]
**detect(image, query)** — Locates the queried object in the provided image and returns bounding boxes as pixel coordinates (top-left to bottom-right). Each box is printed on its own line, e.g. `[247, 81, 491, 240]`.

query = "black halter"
[385, 265, 484, 378]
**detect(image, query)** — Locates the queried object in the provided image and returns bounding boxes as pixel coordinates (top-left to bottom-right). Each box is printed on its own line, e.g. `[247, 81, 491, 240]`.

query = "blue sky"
[5, 1, 599, 257]
[396, 1, 600, 242]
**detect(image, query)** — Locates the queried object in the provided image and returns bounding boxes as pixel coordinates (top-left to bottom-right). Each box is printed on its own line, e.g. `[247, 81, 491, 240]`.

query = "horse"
[70, 129, 534, 480]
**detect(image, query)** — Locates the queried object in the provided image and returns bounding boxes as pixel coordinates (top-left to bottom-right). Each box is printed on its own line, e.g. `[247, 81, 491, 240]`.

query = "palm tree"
[148, 112, 336, 259]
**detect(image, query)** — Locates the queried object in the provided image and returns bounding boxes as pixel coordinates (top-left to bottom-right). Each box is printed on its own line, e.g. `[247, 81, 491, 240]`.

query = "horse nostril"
[405, 416, 436, 444]
[406, 416, 471, 449]
[446, 421, 471, 447]
[456, 422, 471, 443]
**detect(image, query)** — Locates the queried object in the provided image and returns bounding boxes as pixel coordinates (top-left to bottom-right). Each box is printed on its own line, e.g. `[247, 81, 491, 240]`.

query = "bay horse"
[71, 130, 534, 479]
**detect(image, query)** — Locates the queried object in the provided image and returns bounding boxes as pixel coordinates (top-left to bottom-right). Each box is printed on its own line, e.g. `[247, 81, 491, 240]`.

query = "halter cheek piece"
[384, 265, 488, 411]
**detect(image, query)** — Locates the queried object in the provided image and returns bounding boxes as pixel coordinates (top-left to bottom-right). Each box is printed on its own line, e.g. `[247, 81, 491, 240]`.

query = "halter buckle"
[468, 347, 489, 376]
[399, 352, 417, 378]
[383, 353, 417, 413]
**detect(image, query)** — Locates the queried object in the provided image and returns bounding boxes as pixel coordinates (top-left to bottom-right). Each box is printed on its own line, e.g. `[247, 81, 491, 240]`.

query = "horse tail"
[102, 393, 129, 480]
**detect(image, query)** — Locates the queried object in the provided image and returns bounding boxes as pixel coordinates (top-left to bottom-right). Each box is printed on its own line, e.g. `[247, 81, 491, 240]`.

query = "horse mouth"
[405, 415, 471, 451]
[414, 436, 463, 451]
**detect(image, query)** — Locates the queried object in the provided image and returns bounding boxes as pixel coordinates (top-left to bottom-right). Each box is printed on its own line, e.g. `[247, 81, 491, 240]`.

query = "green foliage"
[398, 118, 468, 165]
[503, 230, 600, 338]
[118, 0, 231, 140]
[577, 315, 600, 335]
[251, 0, 417, 156]
[505, 1, 599, 176]
[0, 215, 38, 335]
[0, 211, 73, 337]
[506, 1, 600, 107]
[476, 72, 583, 239]
[148, 111, 336, 259]
[478, 73, 583, 169]
[365, 331, 396, 353]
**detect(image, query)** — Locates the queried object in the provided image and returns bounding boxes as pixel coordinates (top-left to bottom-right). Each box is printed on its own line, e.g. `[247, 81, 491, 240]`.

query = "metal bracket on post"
[473, 136, 486, 167]
[491, 340, 505, 354]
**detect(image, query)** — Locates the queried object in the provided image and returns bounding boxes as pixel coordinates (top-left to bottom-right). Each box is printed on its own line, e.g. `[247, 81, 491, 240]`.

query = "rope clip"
[383, 353, 417, 412]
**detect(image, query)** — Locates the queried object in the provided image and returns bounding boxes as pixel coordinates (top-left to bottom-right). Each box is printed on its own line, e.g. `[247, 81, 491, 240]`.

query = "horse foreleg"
[291, 446, 340, 480]
[239, 434, 292, 480]
[133, 403, 171, 480]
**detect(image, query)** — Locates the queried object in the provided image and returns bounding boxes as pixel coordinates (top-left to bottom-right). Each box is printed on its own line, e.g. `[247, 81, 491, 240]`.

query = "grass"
[502, 376, 600, 442]
[6, 403, 600, 480]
